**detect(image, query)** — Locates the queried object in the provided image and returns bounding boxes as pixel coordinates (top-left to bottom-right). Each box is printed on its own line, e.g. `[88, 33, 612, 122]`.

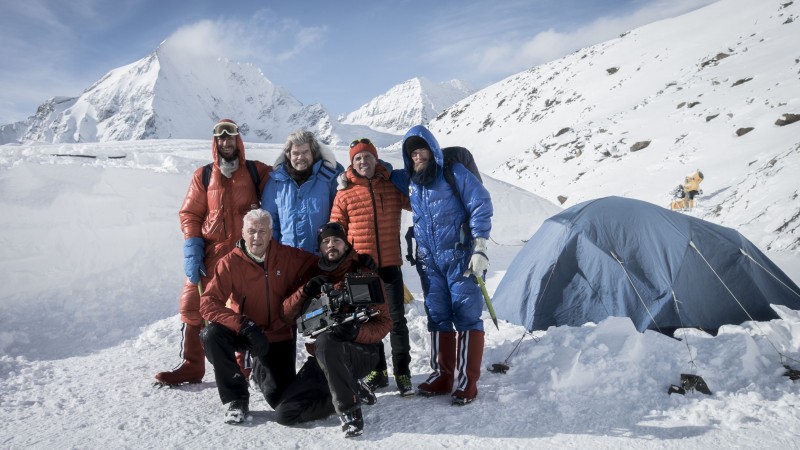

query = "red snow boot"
[452, 330, 484, 405]
[417, 331, 456, 396]
[155, 323, 205, 385]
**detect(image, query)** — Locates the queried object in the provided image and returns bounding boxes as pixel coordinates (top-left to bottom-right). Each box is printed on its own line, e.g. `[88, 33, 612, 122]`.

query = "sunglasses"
[213, 122, 239, 137]
[349, 138, 372, 148]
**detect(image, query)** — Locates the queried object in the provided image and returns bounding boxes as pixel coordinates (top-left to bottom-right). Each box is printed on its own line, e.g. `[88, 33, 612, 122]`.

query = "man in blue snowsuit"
[261, 130, 344, 254]
[401, 124, 493, 405]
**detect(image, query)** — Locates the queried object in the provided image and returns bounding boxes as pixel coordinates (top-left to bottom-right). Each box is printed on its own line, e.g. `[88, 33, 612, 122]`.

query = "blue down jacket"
[402, 124, 493, 331]
[261, 159, 342, 254]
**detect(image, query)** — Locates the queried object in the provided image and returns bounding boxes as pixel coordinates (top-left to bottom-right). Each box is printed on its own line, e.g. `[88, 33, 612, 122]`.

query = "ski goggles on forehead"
[213, 122, 239, 137]
[349, 138, 372, 148]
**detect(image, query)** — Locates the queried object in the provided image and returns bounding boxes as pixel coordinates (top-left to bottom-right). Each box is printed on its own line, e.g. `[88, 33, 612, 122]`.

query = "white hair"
[243, 209, 273, 229]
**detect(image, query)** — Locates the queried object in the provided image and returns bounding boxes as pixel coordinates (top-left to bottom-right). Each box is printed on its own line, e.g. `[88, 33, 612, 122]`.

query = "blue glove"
[183, 237, 206, 284]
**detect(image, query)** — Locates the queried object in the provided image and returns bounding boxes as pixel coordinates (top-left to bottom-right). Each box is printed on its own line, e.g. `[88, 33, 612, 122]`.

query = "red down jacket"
[200, 239, 318, 342]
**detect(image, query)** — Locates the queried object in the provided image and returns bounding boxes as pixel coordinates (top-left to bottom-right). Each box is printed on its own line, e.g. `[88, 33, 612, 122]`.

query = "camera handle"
[308, 308, 379, 338]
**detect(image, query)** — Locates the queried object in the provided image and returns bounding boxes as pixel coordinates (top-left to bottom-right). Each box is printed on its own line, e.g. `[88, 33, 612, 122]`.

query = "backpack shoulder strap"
[245, 160, 261, 197]
[202, 163, 213, 191]
[317, 162, 337, 181]
[443, 163, 459, 199]
[203, 161, 261, 198]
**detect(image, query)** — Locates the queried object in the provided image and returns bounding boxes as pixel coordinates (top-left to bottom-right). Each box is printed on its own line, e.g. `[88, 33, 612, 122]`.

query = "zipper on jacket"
[221, 204, 227, 239]
[368, 179, 382, 267]
[264, 266, 270, 327]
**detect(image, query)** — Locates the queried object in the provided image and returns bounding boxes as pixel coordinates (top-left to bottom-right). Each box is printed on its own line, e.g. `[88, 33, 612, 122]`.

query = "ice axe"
[476, 276, 499, 331]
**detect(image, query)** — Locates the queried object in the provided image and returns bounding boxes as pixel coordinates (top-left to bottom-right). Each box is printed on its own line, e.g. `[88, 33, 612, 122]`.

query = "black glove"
[240, 318, 270, 357]
[303, 275, 331, 298]
[358, 253, 377, 271]
[332, 320, 360, 342]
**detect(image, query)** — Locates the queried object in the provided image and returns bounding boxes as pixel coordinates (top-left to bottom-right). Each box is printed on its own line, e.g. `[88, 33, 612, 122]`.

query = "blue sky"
[0, 0, 716, 124]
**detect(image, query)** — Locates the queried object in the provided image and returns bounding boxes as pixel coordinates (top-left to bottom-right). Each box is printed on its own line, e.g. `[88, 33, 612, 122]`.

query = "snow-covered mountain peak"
[0, 39, 333, 144]
[340, 76, 474, 134]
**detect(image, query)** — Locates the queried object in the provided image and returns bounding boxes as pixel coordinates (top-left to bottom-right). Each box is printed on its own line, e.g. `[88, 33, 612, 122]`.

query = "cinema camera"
[297, 273, 385, 338]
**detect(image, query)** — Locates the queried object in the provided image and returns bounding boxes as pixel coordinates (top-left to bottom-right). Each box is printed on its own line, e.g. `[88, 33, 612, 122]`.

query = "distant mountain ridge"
[0, 49, 470, 146]
[339, 77, 474, 134]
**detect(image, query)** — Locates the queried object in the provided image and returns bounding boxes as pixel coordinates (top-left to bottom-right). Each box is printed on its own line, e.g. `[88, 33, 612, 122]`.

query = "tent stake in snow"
[488, 331, 540, 374]
[476, 276, 499, 330]
[668, 373, 713, 396]
[666, 290, 712, 396]
[784, 365, 800, 381]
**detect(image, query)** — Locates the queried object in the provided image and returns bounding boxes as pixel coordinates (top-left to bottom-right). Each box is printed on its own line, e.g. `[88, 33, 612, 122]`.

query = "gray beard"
[219, 157, 239, 179]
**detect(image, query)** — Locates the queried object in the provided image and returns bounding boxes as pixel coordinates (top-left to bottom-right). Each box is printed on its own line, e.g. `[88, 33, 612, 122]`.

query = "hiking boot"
[364, 370, 388, 391]
[451, 395, 474, 406]
[395, 374, 414, 397]
[154, 324, 205, 386]
[417, 331, 456, 397]
[154, 361, 203, 386]
[339, 407, 364, 438]
[357, 379, 377, 406]
[224, 399, 249, 424]
[451, 330, 484, 405]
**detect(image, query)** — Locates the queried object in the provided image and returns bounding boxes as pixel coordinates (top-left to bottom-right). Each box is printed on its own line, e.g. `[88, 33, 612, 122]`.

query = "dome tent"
[494, 196, 800, 333]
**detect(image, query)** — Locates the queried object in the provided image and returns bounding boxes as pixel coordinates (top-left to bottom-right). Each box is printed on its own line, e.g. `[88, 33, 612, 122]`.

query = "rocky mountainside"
[423, 0, 799, 251]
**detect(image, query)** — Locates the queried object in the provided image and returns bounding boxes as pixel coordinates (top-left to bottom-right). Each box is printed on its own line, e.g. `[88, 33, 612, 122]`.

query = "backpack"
[442, 146, 483, 202]
[405, 146, 483, 265]
[202, 160, 261, 199]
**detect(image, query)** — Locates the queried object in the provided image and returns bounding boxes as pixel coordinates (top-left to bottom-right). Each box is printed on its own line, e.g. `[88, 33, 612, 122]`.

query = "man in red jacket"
[277, 222, 391, 437]
[199, 208, 317, 424]
[154, 119, 272, 386]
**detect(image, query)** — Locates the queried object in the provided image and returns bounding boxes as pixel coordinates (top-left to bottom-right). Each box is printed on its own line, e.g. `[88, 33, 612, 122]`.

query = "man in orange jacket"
[154, 119, 272, 386]
[199, 208, 317, 424]
[330, 138, 413, 396]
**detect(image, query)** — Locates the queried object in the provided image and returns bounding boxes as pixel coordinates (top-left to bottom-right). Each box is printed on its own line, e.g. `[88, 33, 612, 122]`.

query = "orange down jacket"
[179, 132, 272, 267]
[200, 239, 318, 342]
[329, 164, 410, 268]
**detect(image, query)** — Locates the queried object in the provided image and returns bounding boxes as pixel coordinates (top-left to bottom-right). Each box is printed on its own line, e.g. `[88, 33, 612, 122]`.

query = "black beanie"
[404, 136, 430, 155]
[317, 222, 348, 248]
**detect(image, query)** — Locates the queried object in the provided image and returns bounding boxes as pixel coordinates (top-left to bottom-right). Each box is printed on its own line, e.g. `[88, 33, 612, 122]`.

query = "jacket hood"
[273, 142, 338, 169]
[211, 119, 246, 167]
[402, 125, 443, 175]
[270, 158, 330, 182]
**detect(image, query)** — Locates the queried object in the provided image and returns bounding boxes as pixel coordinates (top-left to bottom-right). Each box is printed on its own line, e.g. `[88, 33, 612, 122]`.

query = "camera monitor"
[344, 273, 385, 306]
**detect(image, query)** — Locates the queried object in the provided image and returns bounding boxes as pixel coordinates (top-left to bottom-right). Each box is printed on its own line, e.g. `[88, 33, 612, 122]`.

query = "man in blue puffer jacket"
[401, 124, 493, 405]
[261, 130, 344, 254]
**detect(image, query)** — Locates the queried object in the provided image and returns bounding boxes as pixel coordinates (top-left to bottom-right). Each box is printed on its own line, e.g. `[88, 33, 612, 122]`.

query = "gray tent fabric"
[494, 196, 800, 333]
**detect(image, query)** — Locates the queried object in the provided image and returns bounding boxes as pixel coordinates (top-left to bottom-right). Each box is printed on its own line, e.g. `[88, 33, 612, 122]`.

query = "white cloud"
[426, 0, 718, 83]
[160, 11, 326, 68]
